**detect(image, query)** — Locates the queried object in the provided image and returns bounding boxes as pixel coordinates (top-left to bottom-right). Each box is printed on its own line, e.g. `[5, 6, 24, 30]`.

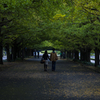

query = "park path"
[0, 57, 100, 100]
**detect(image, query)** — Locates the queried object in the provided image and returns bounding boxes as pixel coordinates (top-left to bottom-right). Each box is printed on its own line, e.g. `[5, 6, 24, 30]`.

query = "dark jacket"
[43, 53, 49, 60]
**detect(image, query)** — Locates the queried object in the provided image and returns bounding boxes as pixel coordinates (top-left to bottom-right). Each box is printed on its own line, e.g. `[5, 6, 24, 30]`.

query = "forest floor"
[0, 57, 100, 100]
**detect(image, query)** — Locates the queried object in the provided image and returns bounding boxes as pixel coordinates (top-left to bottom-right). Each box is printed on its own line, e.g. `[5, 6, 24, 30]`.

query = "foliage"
[0, 0, 100, 51]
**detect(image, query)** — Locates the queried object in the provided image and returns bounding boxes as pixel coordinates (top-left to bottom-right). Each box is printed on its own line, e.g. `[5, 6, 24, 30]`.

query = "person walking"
[60, 51, 62, 59]
[50, 48, 58, 71]
[42, 50, 49, 71]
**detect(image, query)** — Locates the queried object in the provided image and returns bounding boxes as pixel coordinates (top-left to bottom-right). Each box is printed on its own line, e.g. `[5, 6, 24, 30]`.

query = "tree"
[0, 0, 100, 66]
[0, 0, 35, 64]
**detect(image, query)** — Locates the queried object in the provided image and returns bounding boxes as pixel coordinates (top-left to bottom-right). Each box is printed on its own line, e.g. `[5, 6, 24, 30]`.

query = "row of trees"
[49, 0, 100, 66]
[0, 0, 100, 66]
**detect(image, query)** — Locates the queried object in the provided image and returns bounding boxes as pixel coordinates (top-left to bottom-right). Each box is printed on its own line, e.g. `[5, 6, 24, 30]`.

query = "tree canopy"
[0, 0, 100, 51]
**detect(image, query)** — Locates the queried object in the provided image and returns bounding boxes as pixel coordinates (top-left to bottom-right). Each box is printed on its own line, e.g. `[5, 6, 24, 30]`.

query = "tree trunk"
[26, 49, 30, 57]
[0, 44, 3, 64]
[6, 44, 11, 62]
[80, 50, 83, 61]
[65, 50, 67, 59]
[95, 47, 99, 67]
[11, 46, 16, 61]
[24, 48, 28, 57]
[60, 51, 63, 58]
[30, 49, 32, 56]
[80, 48, 91, 62]
[38, 51, 39, 58]
[21, 48, 24, 60]
[0, 27, 3, 64]
[67, 51, 71, 58]
[18, 50, 21, 58]
[12, 42, 18, 61]
[32, 49, 34, 56]
[34, 49, 36, 58]
[71, 51, 74, 59]
[80, 49, 85, 61]
[75, 50, 79, 60]
[17, 49, 20, 58]
[85, 49, 91, 62]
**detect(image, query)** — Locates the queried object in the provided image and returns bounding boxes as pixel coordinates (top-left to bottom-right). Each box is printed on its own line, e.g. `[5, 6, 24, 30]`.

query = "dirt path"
[0, 58, 100, 100]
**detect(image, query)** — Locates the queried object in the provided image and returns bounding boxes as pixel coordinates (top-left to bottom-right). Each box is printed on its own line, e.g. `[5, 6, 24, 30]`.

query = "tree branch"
[83, 6, 100, 16]
[0, 19, 13, 27]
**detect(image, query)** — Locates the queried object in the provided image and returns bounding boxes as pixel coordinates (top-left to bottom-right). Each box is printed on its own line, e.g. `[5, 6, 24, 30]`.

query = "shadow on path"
[0, 58, 100, 100]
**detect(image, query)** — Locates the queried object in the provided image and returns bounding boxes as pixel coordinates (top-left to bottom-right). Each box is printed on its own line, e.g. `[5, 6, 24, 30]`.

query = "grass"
[73, 59, 94, 66]
[41, 50, 60, 54]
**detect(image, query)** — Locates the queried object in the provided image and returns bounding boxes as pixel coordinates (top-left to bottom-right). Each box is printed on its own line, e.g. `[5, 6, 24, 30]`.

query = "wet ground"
[0, 57, 100, 100]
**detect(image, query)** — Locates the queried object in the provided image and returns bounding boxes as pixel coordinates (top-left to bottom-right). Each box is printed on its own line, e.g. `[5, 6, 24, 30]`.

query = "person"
[42, 50, 49, 71]
[38, 51, 39, 58]
[63, 52, 65, 59]
[50, 48, 58, 71]
[60, 51, 62, 59]
[34, 49, 36, 58]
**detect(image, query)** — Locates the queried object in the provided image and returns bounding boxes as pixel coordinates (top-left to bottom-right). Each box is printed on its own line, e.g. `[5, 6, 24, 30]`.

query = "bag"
[45, 60, 48, 65]
[40, 58, 45, 64]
